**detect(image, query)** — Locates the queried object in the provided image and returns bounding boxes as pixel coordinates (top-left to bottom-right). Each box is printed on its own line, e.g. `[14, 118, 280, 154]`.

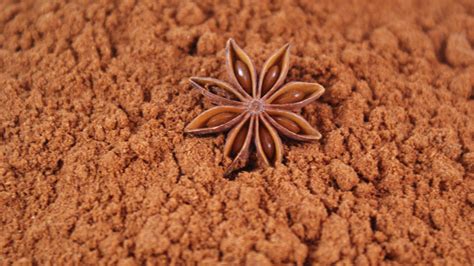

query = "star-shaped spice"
[185, 39, 325, 175]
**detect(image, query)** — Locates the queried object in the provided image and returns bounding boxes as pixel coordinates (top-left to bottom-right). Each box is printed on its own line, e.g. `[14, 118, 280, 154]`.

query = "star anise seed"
[185, 39, 325, 176]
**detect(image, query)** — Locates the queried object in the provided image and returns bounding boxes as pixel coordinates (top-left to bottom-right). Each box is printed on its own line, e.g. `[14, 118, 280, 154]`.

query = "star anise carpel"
[185, 39, 325, 176]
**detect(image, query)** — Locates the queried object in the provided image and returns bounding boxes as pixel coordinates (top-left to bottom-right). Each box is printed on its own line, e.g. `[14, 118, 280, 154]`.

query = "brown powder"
[1, 0, 473, 265]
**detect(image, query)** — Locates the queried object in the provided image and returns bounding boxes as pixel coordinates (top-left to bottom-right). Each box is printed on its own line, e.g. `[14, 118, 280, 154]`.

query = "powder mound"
[370, 27, 398, 51]
[196, 32, 221, 56]
[311, 215, 350, 264]
[329, 159, 359, 191]
[176, 2, 206, 26]
[445, 33, 474, 66]
[0, 0, 473, 265]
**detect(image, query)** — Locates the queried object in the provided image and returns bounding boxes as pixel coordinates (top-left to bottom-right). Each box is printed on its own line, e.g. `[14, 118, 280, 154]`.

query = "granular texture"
[0, 0, 473, 265]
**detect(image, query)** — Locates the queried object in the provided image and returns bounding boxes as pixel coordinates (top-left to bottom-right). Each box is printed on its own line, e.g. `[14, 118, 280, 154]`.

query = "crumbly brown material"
[0, 0, 473, 265]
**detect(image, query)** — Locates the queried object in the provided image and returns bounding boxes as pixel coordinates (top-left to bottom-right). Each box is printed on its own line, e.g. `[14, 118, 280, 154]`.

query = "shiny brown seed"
[234, 60, 252, 94]
[259, 125, 275, 161]
[274, 90, 305, 104]
[273, 116, 300, 133]
[261, 64, 280, 95]
[231, 124, 248, 156]
[206, 112, 237, 127]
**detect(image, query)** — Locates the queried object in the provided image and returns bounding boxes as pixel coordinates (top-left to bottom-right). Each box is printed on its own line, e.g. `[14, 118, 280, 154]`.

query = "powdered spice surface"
[1, 0, 473, 265]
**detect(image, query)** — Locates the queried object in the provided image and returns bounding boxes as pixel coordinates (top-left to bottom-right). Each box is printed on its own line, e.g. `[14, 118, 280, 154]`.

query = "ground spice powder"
[0, 0, 473, 265]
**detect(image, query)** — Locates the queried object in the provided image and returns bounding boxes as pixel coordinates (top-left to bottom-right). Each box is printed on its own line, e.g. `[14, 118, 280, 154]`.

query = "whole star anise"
[185, 39, 325, 175]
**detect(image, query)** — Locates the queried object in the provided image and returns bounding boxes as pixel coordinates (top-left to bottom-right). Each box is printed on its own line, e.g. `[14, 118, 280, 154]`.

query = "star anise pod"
[185, 39, 325, 176]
